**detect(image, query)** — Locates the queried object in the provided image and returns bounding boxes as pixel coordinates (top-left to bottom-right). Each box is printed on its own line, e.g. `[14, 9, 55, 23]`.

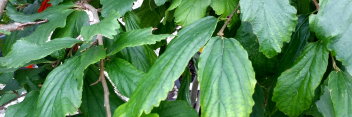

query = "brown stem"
[100, 60, 111, 117]
[0, 93, 26, 110]
[217, 5, 240, 37]
[330, 54, 341, 72]
[0, 0, 8, 16]
[80, 2, 111, 117]
[0, 20, 48, 32]
[312, 0, 319, 10]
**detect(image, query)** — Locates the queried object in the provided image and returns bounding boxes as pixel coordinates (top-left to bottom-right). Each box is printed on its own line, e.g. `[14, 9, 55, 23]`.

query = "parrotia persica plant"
[0, 0, 351, 116]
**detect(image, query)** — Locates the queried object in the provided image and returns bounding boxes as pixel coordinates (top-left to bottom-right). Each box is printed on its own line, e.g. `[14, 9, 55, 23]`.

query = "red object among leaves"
[26, 0, 51, 68]
[25, 64, 35, 69]
[37, 0, 52, 13]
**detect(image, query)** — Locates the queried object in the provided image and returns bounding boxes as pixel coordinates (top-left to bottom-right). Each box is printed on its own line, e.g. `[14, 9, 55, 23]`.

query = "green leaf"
[14, 67, 48, 91]
[279, 15, 309, 72]
[52, 11, 89, 38]
[1, 26, 36, 56]
[327, 71, 352, 117]
[113, 16, 217, 117]
[134, 0, 166, 28]
[309, 0, 352, 75]
[235, 22, 278, 78]
[142, 113, 159, 117]
[174, 0, 211, 26]
[5, 91, 39, 117]
[100, 0, 135, 17]
[117, 46, 157, 72]
[316, 87, 335, 117]
[106, 58, 145, 97]
[154, 0, 167, 6]
[151, 101, 198, 117]
[272, 42, 329, 116]
[0, 38, 80, 68]
[80, 66, 125, 117]
[7, 3, 74, 43]
[81, 12, 120, 42]
[35, 46, 106, 117]
[49, 0, 63, 5]
[107, 27, 169, 56]
[198, 37, 256, 117]
[240, 0, 297, 58]
[210, 0, 238, 17]
[0, 93, 17, 105]
[6, 3, 74, 22]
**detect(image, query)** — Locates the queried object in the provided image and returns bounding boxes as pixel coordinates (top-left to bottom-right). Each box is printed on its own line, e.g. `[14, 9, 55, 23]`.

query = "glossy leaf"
[5, 91, 39, 117]
[114, 16, 217, 117]
[118, 46, 157, 72]
[106, 58, 145, 97]
[151, 101, 198, 117]
[52, 11, 89, 38]
[35, 46, 106, 117]
[316, 87, 335, 117]
[210, 0, 238, 17]
[198, 37, 256, 117]
[174, 0, 211, 26]
[2, 26, 36, 56]
[327, 71, 352, 117]
[100, 0, 135, 17]
[107, 28, 169, 56]
[81, 12, 120, 41]
[240, 0, 297, 58]
[272, 42, 329, 116]
[0, 38, 80, 68]
[80, 66, 125, 117]
[7, 3, 74, 44]
[309, 0, 352, 75]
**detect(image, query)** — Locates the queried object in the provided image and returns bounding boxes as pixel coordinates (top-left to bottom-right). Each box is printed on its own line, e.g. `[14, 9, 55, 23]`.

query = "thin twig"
[0, 20, 48, 32]
[217, 5, 240, 37]
[330, 54, 341, 72]
[0, 0, 8, 16]
[80, 2, 111, 117]
[312, 0, 319, 10]
[190, 77, 199, 106]
[0, 93, 26, 110]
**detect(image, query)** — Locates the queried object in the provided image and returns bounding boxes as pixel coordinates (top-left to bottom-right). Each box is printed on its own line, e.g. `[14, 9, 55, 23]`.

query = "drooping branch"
[217, 5, 240, 37]
[0, 20, 48, 32]
[0, 0, 8, 16]
[79, 2, 111, 117]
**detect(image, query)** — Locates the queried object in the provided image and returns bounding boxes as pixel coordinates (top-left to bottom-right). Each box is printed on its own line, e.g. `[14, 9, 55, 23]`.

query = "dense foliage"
[0, 0, 351, 117]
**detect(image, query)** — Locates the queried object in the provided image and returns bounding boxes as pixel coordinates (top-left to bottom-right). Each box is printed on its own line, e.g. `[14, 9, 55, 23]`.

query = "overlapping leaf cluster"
[0, 0, 351, 117]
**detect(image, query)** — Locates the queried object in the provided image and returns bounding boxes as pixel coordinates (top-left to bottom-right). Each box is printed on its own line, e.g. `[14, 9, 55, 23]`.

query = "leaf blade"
[113, 16, 217, 117]
[106, 58, 145, 97]
[107, 28, 169, 56]
[0, 38, 80, 68]
[272, 42, 329, 116]
[198, 37, 256, 117]
[240, 0, 297, 57]
[35, 47, 106, 117]
[309, 0, 352, 75]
